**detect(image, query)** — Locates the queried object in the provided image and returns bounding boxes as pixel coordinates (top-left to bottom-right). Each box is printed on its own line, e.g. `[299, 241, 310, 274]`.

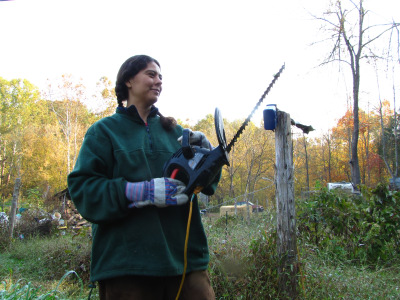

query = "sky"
[0, 0, 399, 135]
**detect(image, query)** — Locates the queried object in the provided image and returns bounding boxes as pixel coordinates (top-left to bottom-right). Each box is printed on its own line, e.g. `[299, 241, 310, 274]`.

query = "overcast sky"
[1, 0, 399, 135]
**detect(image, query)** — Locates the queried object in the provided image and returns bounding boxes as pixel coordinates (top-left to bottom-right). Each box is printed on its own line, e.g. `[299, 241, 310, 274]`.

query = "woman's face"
[125, 61, 163, 107]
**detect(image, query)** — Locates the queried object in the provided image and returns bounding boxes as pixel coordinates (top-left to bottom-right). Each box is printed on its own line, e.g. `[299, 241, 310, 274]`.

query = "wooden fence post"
[8, 178, 21, 238]
[275, 111, 298, 299]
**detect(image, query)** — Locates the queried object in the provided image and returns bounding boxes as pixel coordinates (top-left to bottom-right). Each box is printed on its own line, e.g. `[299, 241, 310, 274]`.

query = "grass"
[0, 271, 85, 300]
[0, 209, 399, 299]
[0, 232, 93, 300]
[203, 209, 400, 299]
[301, 248, 400, 299]
[0, 234, 91, 282]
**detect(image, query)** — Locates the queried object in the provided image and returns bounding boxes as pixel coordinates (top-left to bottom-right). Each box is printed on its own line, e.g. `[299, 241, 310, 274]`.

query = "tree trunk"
[347, 0, 364, 188]
[327, 133, 332, 182]
[350, 67, 361, 188]
[8, 178, 21, 238]
[228, 147, 235, 198]
[303, 134, 310, 192]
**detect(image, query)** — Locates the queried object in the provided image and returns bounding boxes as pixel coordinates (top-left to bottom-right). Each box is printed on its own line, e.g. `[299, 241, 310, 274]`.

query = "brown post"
[275, 111, 298, 299]
[8, 178, 21, 238]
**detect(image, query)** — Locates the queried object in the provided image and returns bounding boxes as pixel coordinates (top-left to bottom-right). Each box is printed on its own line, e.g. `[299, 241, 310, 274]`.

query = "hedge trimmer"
[164, 64, 284, 300]
[163, 64, 285, 195]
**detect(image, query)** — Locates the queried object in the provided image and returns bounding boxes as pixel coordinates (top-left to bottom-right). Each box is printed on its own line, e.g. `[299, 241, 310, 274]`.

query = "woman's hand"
[177, 129, 213, 150]
[125, 178, 188, 208]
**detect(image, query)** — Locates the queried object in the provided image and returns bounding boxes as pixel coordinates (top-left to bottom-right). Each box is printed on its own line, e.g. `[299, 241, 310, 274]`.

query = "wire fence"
[203, 184, 275, 212]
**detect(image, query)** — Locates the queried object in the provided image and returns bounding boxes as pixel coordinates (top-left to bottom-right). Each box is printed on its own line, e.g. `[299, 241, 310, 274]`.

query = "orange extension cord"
[171, 169, 203, 300]
[175, 194, 194, 300]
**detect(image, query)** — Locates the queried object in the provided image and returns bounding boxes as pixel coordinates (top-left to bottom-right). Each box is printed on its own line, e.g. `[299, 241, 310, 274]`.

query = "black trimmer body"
[163, 108, 229, 195]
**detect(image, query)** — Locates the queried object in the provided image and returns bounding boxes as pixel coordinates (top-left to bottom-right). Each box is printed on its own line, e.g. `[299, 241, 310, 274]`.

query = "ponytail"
[157, 111, 177, 131]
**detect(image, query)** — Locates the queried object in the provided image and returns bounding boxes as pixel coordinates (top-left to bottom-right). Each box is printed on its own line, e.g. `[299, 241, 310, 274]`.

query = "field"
[1, 196, 399, 299]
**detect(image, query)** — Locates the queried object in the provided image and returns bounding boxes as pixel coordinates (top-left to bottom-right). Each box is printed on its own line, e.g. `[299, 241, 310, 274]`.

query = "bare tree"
[376, 63, 399, 183]
[44, 74, 89, 174]
[302, 133, 310, 192]
[313, 0, 399, 188]
[323, 131, 333, 182]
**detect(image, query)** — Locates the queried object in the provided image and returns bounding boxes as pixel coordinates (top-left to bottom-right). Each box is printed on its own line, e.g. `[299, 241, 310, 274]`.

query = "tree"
[374, 52, 400, 183]
[377, 100, 399, 179]
[314, 0, 399, 189]
[302, 134, 310, 192]
[322, 131, 333, 183]
[20, 109, 66, 193]
[0, 78, 41, 200]
[44, 74, 94, 174]
[94, 76, 117, 118]
[236, 123, 272, 220]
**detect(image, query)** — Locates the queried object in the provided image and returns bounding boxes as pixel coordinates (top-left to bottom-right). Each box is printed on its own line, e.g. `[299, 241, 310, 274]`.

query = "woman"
[68, 55, 218, 299]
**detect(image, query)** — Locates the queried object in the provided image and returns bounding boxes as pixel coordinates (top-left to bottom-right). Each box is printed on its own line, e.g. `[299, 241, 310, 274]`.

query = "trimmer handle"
[181, 129, 195, 159]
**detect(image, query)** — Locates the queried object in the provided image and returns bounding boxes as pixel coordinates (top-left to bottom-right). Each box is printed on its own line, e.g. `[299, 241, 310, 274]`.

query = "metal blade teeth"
[225, 64, 285, 153]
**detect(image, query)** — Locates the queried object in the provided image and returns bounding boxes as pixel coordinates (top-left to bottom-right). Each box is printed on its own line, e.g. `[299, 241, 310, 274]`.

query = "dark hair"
[115, 55, 176, 131]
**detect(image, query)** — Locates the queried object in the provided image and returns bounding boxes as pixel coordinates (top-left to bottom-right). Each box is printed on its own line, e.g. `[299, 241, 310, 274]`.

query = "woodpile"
[62, 199, 90, 231]
[53, 188, 90, 232]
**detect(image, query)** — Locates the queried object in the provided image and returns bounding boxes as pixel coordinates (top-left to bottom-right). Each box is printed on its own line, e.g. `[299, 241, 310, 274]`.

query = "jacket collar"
[116, 105, 159, 121]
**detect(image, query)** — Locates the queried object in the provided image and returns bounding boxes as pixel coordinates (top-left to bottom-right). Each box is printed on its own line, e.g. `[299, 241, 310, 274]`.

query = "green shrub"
[246, 229, 280, 299]
[206, 209, 281, 299]
[297, 184, 400, 265]
[0, 223, 11, 251]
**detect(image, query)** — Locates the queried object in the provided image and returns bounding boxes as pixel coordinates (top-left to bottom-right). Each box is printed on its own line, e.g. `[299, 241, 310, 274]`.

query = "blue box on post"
[263, 104, 277, 130]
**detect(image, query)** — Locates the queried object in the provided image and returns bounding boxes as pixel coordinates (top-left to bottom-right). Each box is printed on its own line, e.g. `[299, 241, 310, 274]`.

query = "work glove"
[125, 178, 189, 208]
[178, 129, 213, 150]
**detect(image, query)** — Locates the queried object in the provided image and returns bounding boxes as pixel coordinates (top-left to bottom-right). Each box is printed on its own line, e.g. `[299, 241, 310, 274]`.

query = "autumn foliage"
[0, 77, 398, 212]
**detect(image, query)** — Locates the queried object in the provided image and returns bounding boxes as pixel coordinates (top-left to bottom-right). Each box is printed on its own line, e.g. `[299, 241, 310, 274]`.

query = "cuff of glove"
[125, 181, 149, 208]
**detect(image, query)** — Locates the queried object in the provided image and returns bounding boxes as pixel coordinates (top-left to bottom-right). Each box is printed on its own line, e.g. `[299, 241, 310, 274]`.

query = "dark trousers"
[99, 270, 215, 300]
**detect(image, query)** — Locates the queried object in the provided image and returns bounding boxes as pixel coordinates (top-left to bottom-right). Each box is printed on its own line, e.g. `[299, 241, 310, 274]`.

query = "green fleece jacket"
[67, 106, 217, 282]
